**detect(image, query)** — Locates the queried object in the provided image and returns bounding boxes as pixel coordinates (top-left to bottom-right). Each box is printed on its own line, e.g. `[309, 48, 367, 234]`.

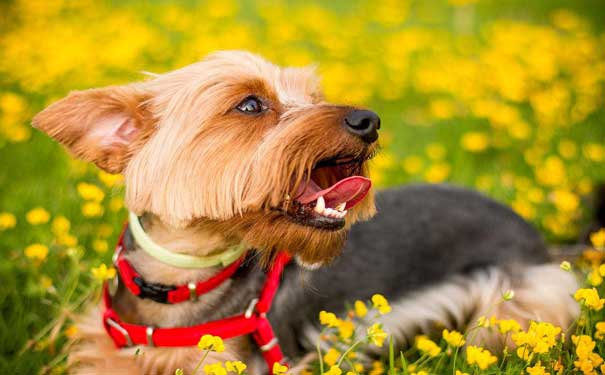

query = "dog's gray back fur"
[269, 184, 550, 357]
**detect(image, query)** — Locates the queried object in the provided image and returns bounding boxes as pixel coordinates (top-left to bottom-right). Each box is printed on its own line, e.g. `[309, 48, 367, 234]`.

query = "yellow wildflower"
[338, 319, 354, 340]
[466, 345, 497, 369]
[588, 269, 602, 286]
[93, 239, 109, 253]
[367, 323, 388, 347]
[455, 371, 470, 375]
[24, 243, 49, 261]
[91, 264, 116, 281]
[527, 362, 549, 375]
[319, 311, 341, 327]
[573, 335, 603, 375]
[461, 131, 489, 152]
[551, 189, 580, 212]
[368, 361, 384, 375]
[0, 212, 17, 230]
[82, 202, 104, 217]
[98, 170, 124, 187]
[424, 163, 451, 183]
[371, 294, 391, 314]
[204, 363, 227, 375]
[426, 143, 446, 160]
[590, 229, 605, 249]
[402, 156, 423, 174]
[574, 288, 605, 311]
[57, 233, 77, 247]
[323, 365, 342, 375]
[502, 289, 515, 301]
[26, 207, 50, 224]
[415, 335, 441, 357]
[197, 334, 225, 352]
[175, 369, 184, 375]
[65, 325, 79, 338]
[497, 319, 521, 334]
[323, 348, 340, 366]
[354, 300, 368, 318]
[595, 322, 605, 340]
[51, 216, 70, 235]
[559, 261, 572, 272]
[77, 182, 105, 202]
[411, 371, 427, 375]
[512, 322, 561, 354]
[442, 329, 465, 347]
[225, 361, 247, 375]
[272, 363, 289, 375]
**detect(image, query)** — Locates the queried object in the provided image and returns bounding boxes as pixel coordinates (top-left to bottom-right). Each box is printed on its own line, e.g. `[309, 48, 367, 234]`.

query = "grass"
[0, 0, 604, 373]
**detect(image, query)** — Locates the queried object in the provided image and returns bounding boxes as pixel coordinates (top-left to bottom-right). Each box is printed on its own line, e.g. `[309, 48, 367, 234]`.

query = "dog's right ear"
[32, 85, 153, 174]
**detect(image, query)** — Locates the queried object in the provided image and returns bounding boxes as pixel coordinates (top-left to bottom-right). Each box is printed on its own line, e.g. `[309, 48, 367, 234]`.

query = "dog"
[33, 51, 578, 375]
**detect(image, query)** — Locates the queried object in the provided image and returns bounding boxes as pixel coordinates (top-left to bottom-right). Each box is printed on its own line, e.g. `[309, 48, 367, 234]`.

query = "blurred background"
[0, 0, 604, 373]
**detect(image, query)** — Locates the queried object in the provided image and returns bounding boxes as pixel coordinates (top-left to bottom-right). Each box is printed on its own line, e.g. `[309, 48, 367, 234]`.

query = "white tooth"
[314, 196, 325, 213]
[335, 203, 346, 212]
[324, 208, 335, 217]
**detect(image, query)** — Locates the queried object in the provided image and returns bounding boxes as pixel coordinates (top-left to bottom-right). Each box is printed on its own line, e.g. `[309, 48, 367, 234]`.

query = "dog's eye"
[236, 96, 266, 114]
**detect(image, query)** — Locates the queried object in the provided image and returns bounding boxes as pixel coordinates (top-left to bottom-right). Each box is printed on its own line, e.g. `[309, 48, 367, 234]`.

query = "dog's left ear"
[32, 85, 153, 173]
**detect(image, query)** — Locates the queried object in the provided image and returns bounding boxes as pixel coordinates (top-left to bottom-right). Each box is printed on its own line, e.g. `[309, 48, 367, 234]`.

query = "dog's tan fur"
[33, 51, 377, 374]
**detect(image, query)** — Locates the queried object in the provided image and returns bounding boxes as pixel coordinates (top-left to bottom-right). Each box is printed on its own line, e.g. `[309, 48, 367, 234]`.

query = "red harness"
[102, 224, 292, 369]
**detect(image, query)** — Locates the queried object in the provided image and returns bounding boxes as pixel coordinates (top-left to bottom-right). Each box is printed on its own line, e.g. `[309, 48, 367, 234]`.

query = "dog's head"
[33, 51, 380, 265]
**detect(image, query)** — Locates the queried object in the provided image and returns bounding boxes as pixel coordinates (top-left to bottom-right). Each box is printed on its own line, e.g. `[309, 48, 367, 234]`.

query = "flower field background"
[0, 0, 604, 373]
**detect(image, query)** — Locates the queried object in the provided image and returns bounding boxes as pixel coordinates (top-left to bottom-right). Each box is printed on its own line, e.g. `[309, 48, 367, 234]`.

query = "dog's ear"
[32, 85, 153, 173]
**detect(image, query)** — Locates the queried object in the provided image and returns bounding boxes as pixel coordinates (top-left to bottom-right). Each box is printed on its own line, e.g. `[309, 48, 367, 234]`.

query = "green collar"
[128, 211, 247, 269]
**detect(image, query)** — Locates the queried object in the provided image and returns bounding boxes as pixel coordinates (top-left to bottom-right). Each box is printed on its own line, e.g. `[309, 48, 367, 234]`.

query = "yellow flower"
[424, 163, 451, 183]
[466, 345, 497, 369]
[0, 212, 17, 230]
[197, 334, 225, 352]
[82, 202, 104, 217]
[411, 371, 428, 375]
[65, 325, 79, 338]
[98, 170, 124, 187]
[369, 361, 384, 375]
[590, 229, 605, 249]
[502, 289, 515, 301]
[371, 294, 391, 314]
[323, 348, 340, 366]
[461, 131, 489, 152]
[91, 264, 116, 281]
[57, 233, 77, 247]
[442, 329, 465, 347]
[574, 288, 605, 311]
[415, 335, 441, 357]
[426, 143, 446, 160]
[573, 335, 603, 375]
[93, 239, 109, 253]
[560, 261, 572, 272]
[272, 363, 289, 375]
[175, 369, 184, 375]
[204, 363, 227, 375]
[551, 189, 580, 212]
[225, 361, 247, 375]
[77, 182, 105, 202]
[455, 371, 469, 375]
[402, 156, 423, 174]
[527, 361, 549, 375]
[354, 300, 368, 318]
[323, 365, 342, 375]
[367, 324, 388, 347]
[338, 320, 355, 340]
[595, 322, 605, 340]
[24, 243, 49, 261]
[319, 311, 341, 327]
[51, 216, 70, 235]
[497, 319, 521, 334]
[26, 207, 50, 224]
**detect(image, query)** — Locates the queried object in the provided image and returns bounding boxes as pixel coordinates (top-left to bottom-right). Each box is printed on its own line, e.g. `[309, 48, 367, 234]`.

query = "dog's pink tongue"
[296, 176, 372, 209]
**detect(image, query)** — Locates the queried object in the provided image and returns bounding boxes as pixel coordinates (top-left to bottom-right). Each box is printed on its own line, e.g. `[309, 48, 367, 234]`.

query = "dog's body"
[32, 51, 578, 374]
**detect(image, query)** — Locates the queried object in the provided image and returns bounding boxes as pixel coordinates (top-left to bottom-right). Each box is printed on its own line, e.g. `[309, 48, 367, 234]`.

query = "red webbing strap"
[256, 252, 292, 313]
[167, 257, 245, 304]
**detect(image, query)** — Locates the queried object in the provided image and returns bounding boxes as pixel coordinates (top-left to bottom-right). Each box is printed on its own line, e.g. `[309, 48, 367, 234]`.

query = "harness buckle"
[105, 317, 133, 347]
[245, 298, 259, 319]
[188, 282, 197, 302]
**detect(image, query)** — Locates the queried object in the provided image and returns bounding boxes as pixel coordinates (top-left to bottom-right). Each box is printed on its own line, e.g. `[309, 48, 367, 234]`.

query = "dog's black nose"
[343, 109, 380, 143]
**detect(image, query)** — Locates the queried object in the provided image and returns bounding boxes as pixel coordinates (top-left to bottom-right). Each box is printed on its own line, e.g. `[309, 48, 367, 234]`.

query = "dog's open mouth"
[281, 156, 372, 230]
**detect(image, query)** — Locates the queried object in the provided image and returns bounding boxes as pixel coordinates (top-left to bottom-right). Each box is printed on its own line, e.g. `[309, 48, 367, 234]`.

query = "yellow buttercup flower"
[466, 345, 497, 369]
[225, 361, 247, 375]
[323, 348, 340, 366]
[77, 182, 105, 202]
[175, 369, 184, 375]
[0, 212, 17, 230]
[461, 131, 489, 152]
[323, 365, 342, 375]
[91, 264, 116, 281]
[98, 170, 124, 187]
[371, 294, 391, 314]
[573, 335, 603, 375]
[455, 371, 470, 375]
[197, 334, 225, 352]
[204, 363, 227, 375]
[590, 229, 605, 249]
[24, 243, 49, 261]
[497, 319, 521, 334]
[574, 288, 605, 311]
[338, 319, 354, 340]
[26, 207, 50, 225]
[319, 311, 341, 327]
[65, 325, 79, 338]
[415, 335, 441, 357]
[82, 201, 104, 217]
[354, 300, 368, 318]
[272, 362, 289, 375]
[369, 361, 384, 375]
[595, 322, 605, 340]
[51, 216, 70, 235]
[367, 324, 388, 347]
[526, 361, 549, 375]
[560, 261, 572, 272]
[442, 329, 465, 347]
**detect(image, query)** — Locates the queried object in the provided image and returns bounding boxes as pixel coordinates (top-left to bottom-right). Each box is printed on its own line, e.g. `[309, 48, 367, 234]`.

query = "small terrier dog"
[33, 51, 578, 375]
